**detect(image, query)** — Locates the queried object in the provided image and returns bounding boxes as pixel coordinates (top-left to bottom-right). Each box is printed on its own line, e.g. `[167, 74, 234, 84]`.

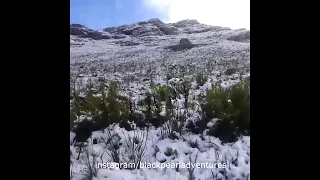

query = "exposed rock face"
[180, 38, 192, 45]
[167, 38, 196, 51]
[70, 24, 111, 40]
[103, 18, 179, 37]
[147, 18, 180, 35]
[171, 19, 200, 28]
[111, 34, 126, 39]
[227, 31, 250, 42]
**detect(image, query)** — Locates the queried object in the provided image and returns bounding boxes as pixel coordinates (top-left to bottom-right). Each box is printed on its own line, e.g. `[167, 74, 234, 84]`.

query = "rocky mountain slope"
[70, 18, 249, 68]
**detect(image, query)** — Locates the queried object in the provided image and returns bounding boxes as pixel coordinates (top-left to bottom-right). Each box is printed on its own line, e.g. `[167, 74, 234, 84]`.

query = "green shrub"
[151, 84, 174, 102]
[70, 76, 250, 144]
[70, 81, 131, 131]
[94, 82, 130, 129]
[225, 68, 238, 76]
[195, 73, 207, 87]
[205, 79, 250, 143]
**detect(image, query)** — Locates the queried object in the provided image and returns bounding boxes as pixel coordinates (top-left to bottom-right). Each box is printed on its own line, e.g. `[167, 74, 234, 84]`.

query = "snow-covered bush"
[205, 78, 250, 143]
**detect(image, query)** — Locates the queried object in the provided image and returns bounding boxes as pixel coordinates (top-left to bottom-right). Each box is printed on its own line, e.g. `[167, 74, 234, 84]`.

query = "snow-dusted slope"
[70, 18, 249, 66]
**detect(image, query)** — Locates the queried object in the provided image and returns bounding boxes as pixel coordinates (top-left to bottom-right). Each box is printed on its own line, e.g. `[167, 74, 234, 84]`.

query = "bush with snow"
[205, 78, 250, 143]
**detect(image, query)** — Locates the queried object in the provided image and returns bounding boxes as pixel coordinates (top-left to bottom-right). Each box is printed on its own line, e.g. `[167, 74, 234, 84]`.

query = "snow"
[70, 132, 76, 141]
[207, 122, 214, 128]
[71, 125, 250, 180]
[70, 19, 250, 180]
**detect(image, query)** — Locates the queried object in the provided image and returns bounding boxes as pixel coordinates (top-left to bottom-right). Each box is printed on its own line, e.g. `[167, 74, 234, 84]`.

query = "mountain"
[70, 18, 250, 65]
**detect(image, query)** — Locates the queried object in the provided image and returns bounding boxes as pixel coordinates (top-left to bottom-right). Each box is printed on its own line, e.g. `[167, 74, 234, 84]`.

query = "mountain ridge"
[70, 18, 249, 41]
[70, 18, 250, 85]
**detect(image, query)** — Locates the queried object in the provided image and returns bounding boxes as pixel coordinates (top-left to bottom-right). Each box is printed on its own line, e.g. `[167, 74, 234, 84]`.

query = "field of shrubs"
[70, 66, 250, 180]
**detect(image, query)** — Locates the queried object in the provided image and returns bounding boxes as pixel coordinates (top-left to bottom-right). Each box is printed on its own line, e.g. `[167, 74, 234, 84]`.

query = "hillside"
[70, 18, 250, 180]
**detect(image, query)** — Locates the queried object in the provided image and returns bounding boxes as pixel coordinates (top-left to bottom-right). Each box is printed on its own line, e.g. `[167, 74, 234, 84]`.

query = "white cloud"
[142, 0, 250, 30]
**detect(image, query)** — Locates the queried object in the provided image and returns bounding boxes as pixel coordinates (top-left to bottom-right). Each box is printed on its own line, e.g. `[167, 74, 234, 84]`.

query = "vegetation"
[205, 78, 250, 142]
[70, 81, 130, 132]
[71, 76, 250, 144]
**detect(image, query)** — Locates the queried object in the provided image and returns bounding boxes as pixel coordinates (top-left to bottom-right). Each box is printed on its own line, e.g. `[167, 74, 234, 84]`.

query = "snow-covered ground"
[70, 126, 250, 180]
[70, 19, 250, 180]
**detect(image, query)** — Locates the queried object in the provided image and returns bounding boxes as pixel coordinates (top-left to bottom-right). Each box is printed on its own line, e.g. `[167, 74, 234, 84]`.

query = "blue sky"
[70, 0, 168, 30]
[70, 0, 250, 30]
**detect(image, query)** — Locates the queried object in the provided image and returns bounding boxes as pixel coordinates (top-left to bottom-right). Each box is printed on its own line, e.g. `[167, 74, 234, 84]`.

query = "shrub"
[187, 151, 199, 180]
[70, 81, 131, 132]
[225, 68, 238, 75]
[151, 83, 175, 102]
[139, 84, 175, 128]
[101, 128, 121, 163]
[187, 139, 199, 149]
[164, 147, 178, 158]
[70, 75, 250, 144]
[205, 79, 250, 143]
[80, 148, 98, 180]
[158, 122, 179, 141]
[120, 130, 148, 169]
[195, 73, 207, 87]
[92, 82, 131, 130]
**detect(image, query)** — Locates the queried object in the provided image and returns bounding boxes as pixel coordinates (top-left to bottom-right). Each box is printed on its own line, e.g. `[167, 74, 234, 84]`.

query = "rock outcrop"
[227, 31, 250, 42]
[70, 24, 111, 40]
[167, 38, 196, 51]
[103, 18, 179, 37]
